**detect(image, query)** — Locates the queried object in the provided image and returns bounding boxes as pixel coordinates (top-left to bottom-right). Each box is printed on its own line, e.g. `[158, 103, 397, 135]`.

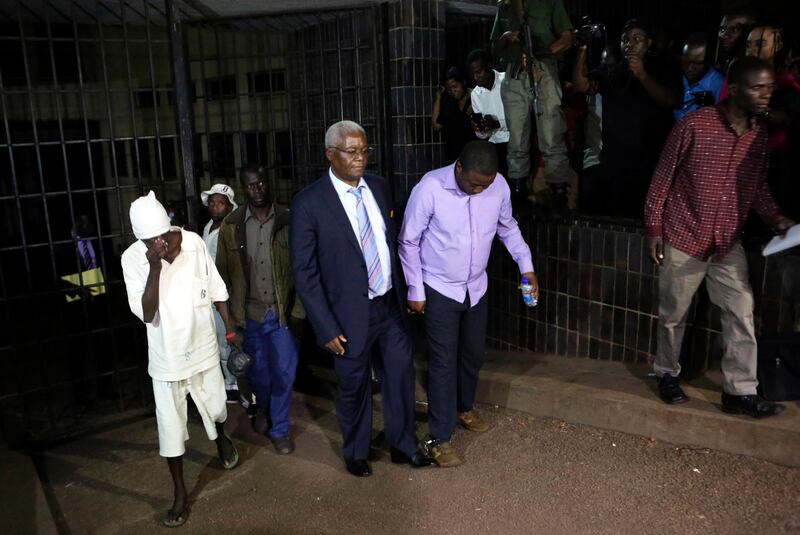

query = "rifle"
[508, 0, 540, 105]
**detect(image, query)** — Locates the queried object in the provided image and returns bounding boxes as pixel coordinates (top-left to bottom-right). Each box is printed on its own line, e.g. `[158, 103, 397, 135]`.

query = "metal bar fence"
[0, 0, 390, 445]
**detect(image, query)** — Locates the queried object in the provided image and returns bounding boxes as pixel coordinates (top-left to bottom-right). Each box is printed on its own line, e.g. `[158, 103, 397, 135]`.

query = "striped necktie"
[348, 186, 384, 295]
[77, 238, 97, 270]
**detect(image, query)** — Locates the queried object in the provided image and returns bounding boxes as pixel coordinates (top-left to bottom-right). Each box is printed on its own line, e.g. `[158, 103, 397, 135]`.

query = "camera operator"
[572, 19, 681, 219]
[565, 18, 608, 214]
[466, 49, 510, 179]
[675, 33, 724, 121]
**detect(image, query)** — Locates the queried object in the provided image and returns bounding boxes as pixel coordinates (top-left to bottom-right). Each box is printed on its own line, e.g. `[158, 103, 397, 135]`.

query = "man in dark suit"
[290, 120, 432, 477]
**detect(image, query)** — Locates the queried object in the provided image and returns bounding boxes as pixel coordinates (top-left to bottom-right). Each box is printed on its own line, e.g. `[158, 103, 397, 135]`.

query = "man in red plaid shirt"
[645, 56, 795, 418]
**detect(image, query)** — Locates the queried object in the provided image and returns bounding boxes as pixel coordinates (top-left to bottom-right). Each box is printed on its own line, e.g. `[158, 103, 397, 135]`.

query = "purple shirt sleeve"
[398, 181, 434, 302]
[495, 181, 534, 274]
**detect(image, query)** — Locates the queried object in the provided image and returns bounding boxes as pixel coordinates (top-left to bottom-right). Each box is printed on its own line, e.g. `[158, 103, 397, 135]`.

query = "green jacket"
[491, 0, 572, 67]
[215, 203, 304, 328]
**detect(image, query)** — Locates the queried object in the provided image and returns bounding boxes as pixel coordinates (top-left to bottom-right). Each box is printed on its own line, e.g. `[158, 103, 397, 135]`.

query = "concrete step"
[475, 351, 800, 467]
[305, 350, 800, 466]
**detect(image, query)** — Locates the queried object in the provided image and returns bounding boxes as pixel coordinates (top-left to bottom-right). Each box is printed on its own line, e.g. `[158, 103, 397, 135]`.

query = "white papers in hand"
[763, 224, 800, 256]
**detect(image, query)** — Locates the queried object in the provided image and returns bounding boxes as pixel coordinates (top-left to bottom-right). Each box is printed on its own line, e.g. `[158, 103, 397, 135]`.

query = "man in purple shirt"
[399, 140, 539, 467]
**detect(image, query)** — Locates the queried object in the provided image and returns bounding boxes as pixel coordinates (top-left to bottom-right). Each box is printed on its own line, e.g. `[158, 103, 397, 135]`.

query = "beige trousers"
[655, 243, 758, 395]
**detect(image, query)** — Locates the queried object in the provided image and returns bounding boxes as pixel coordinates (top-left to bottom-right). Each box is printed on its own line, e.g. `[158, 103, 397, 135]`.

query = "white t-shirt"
[121, 228, 229, 381]
[202, 219, 220, 261]
[471, 70, 509, 144]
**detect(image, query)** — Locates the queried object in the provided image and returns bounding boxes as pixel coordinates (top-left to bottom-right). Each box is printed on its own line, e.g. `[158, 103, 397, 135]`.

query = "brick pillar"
[387, 0, 447, 204]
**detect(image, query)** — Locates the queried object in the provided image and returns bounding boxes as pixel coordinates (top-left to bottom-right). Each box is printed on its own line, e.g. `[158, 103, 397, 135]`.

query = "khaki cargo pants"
[500, 57, 569, 185]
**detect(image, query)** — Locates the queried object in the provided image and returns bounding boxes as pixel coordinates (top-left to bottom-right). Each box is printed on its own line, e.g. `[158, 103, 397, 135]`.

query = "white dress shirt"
[470, 69, 509, 144]
[328, 168, 392, 299]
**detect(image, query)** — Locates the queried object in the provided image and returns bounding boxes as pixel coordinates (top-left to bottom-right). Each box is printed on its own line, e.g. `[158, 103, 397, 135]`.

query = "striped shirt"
[644, 104, 783, 260]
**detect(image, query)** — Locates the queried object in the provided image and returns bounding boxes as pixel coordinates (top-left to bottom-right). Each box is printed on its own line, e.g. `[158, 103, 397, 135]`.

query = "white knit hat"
[201, 183, 238, 210]
[129, 190, 172, 240]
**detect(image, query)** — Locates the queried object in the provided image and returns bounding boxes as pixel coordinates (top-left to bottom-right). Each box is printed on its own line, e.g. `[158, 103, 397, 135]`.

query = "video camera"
[469, 112, 500, 133]
[469, 112, 485, 132]
[573, 16, 607, 72]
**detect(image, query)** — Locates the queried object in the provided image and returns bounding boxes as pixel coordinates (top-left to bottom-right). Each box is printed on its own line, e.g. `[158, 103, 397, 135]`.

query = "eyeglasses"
[245, 180, 267, 191]
[329, 146, 375, 158]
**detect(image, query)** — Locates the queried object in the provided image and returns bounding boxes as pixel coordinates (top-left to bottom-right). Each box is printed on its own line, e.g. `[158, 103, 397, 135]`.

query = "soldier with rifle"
[491, 0, 573, 214]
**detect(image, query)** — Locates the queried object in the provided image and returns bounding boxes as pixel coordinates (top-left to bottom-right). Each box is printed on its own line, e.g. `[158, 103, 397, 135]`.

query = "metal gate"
[186, 6, 390, 203]
[0, 0, 389, 445]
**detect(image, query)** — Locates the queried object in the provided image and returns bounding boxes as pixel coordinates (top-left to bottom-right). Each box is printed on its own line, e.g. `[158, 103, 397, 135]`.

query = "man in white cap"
[121, 190, 239, 528]
[201, 183, 239, 402]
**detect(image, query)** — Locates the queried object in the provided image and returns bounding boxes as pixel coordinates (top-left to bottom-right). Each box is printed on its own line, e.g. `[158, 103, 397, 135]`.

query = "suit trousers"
[333, 293, 417, 462]
[424, 284, 488, 442]
[243, 311, 298, 438]
[655, 243, 758, 395]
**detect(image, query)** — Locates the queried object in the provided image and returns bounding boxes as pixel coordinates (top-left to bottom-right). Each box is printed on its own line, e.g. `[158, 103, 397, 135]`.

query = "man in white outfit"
[121, 191, 239, 528]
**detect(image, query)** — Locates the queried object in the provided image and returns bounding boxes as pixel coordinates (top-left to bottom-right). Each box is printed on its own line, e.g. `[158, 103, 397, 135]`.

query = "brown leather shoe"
[458, 410, 490, 433]
[429, 441, 463, 467]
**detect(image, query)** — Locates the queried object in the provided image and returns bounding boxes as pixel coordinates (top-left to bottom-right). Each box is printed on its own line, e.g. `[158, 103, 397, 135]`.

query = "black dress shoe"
[721, 393, 785, 418]
[390, 447, 435, 468]
[658, 375, 689, 404]
[344, 459, 372, 477]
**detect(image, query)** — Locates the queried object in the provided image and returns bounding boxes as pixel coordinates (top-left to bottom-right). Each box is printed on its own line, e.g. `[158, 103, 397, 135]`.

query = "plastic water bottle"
[520, 277, 538, 307]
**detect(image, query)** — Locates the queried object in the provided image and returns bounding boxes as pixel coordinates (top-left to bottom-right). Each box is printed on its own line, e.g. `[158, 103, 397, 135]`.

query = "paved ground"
[30, 389, 800, 535]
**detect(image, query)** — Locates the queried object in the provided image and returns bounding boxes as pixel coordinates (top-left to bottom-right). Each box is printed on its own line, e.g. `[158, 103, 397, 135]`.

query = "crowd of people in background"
[433, 3, 799, 223]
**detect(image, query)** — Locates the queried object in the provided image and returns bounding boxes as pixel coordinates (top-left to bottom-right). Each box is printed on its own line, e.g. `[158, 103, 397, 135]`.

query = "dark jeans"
[424, 284, 488, 442]
[243, 311, 298, 439]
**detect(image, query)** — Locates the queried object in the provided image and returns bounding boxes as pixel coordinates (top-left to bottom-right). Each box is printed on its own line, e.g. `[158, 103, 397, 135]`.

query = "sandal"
[163, 505, 190, 528]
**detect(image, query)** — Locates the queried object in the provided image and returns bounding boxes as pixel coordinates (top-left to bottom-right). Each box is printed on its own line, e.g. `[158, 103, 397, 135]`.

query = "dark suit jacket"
[290, 173, 406, 357]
